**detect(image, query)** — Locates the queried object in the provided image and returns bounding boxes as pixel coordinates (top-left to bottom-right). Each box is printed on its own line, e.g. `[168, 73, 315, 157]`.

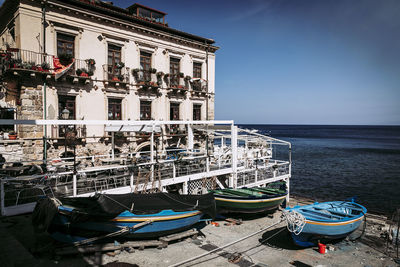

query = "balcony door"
[57, 33, 75, 57]
[58, 95, 76, 137]
[169, 57, 180, 87]
[108, 98, 122, 120]
[140, 51, 152, 82]
[107, 44, 122, 80]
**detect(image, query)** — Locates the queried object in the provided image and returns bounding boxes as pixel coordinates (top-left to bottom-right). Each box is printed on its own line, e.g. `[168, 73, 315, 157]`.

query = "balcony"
[103, 64, 129, 86]
[190, 78, 207, 97]
[2, 48, 95, 82]
[3, 48, 53, 77]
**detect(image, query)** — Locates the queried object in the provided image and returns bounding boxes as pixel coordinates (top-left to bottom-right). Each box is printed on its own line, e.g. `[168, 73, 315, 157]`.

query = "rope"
[161, 192, 204, 210]
[102, 194, 132, 211]
[32, 197, 63, 233]
[282, 210, 306, 235]
[169, 218, 285, 267]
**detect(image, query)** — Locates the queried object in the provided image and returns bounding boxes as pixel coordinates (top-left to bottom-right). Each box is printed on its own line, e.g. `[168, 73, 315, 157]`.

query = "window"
[0, 108, 15, 132]
[170, 103, 180, 120]
[58, 95, 75, 120]
[169, 57, 180, 87]
[58, 95, 75, 137]
[140, 101, 151, 120]
[193, 62, 202, 91]
[193, 104, 201, 121]
[107, 44, 122, 80]
[193, 62, 202, 78]
[108, 99, 122, 120]
[57, 33, 75, 57]
[140, 51, 152, 82]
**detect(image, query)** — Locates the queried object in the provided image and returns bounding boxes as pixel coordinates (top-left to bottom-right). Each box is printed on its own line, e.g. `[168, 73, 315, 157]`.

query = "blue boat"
[285, 200, 367, 247]
[33, 192, 216, 244]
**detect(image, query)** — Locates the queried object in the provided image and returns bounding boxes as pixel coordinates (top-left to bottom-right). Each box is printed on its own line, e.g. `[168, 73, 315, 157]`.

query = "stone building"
[0, 0, 218, 162]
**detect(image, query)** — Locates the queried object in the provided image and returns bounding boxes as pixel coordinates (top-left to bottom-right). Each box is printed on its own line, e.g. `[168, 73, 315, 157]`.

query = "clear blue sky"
[2, 0, 400, 125]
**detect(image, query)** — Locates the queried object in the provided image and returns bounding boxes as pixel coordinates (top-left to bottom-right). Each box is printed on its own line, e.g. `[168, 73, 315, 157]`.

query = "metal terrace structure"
[0, 119, 291, 216]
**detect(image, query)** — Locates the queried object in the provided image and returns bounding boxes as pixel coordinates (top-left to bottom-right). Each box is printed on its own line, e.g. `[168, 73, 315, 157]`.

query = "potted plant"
[149, 68, 157, 74]
[115, 62, 125, 69]
[85, 58, 96, 66]
[179, 72, 184, 78]
[156, 71, 164, 77]
[10, 58, 22, 68]
[184, 75, 191, 81]
[77, 68, 89, 77]
[58, 53, 74, 66]
[41, 62, 50, 72]
[8, 131, 17, 140]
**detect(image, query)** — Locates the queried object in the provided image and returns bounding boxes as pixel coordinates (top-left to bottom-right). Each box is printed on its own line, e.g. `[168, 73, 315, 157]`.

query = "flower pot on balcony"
[79, 72, 89, 77]
[8, 133, 17, 140]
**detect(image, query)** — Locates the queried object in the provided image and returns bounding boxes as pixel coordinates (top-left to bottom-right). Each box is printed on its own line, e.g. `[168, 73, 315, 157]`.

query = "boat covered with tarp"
[285, 200, 367, 247]
[32, 192, 216, 244]
[210, 183, 287, 214]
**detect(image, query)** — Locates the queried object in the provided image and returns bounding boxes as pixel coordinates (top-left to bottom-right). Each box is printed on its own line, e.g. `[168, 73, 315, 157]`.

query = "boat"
[32, 192, 216, 244]
[285, 200, 367, 247]
[210, 184, 287, 214]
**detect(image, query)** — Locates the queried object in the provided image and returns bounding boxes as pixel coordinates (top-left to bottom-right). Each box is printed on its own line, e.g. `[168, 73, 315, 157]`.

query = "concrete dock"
[0, 198, 398, 267]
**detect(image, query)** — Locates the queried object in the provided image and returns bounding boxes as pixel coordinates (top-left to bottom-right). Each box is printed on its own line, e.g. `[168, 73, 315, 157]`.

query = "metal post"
[111, 132, 115, 160]
[183, 181, 188, 194]
[187, 124, 193, 151]
[150, 124, 154, 181]
[205, 43, 209, 120]
[73, 140, 77, 197]
[230, 124, 238, 188]
[0, 180, 5, 216]
[130, 173, 134, 191]
[64, 125, 67, 158]
[42, 3, 47, 163]
[73, 173, 77, 197]
[286, 144, 292, 205]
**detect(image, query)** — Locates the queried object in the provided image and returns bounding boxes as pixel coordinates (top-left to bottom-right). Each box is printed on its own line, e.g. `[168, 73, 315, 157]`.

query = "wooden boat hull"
[50, 207, 203, 243]
[212, 187, 287, 214]
[286, 201, 367, 247]
[32, 192, 216, 244]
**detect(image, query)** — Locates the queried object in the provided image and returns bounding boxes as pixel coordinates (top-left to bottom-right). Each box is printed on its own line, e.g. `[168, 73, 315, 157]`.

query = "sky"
[2, 0, 399, 125]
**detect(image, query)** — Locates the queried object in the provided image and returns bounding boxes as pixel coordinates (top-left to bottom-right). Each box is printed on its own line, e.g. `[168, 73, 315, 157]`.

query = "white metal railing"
[0, 119, 291, 216]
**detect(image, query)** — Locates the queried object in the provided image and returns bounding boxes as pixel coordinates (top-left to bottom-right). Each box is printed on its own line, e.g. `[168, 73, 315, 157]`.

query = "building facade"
[0, 0, 218, 161]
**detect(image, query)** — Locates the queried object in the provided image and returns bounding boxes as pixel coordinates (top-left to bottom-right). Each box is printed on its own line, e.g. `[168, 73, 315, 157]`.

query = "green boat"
[210, 186, 287, 214]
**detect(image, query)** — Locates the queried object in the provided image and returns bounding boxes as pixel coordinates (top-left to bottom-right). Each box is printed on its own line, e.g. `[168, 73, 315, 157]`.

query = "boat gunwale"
[287, 201, 367, 223]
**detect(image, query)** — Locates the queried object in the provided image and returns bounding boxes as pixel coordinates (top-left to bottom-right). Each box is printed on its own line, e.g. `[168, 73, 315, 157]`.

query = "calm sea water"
[239, 125, 400, 215]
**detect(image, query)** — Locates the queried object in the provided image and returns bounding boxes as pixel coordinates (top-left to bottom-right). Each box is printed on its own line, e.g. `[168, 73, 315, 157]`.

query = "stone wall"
[0, 140, 24, 163]
[17, 85, 44, 161]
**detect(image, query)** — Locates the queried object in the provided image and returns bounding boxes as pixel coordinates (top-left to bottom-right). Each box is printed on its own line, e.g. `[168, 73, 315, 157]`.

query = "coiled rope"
[282, 210, 306, 235]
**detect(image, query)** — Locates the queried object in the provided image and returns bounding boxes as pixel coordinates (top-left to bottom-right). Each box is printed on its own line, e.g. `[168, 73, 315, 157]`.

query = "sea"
[239, 124, 400, 216]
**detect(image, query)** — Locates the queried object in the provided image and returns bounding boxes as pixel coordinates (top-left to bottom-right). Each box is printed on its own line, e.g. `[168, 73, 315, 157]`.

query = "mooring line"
[169, 218, 285, 267]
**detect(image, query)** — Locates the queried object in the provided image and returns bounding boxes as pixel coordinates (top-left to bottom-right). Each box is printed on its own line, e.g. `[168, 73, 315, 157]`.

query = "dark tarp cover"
[34, 193, 216, 225]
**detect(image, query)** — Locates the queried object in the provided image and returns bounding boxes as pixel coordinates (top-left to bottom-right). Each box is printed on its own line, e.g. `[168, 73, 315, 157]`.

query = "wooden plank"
[159, 229, 198, 242]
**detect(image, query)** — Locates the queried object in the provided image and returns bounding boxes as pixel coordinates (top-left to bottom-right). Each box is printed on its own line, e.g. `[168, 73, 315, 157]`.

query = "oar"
[72, 220, 153, 246]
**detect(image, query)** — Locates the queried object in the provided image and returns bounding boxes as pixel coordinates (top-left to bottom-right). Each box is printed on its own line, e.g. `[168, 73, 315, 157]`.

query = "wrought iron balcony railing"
[103, 64, 129, 83]
[3, 48, 94, 78]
